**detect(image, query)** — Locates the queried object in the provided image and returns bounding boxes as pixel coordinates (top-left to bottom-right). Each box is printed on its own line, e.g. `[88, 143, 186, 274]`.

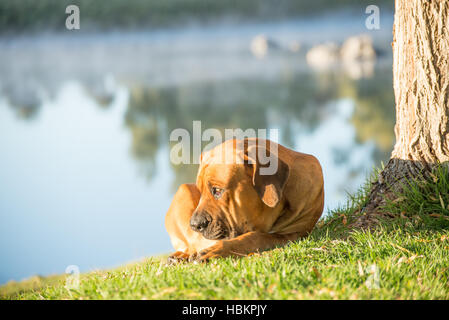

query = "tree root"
[350, 158, 432, 229]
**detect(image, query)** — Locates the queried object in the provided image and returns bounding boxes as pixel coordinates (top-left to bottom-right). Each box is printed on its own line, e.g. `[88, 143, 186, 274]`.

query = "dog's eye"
[211, 187, 224, 200]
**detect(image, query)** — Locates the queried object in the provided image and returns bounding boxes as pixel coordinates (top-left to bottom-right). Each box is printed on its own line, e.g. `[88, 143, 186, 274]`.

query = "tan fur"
[165, 138, 324, 262]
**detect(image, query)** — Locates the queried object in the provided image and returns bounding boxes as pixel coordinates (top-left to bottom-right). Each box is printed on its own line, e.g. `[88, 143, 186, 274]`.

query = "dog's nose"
[190, 212, 211, 232]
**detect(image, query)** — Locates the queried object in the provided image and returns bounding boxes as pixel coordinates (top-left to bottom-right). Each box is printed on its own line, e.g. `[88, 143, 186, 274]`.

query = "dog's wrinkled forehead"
[196, 139, 247, 184]
[200, 139, 246, 166]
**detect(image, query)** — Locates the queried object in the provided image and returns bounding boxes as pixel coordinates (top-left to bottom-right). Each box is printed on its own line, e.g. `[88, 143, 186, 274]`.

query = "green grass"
[2, 165, 448, 300]
[382, 165, 449, 230]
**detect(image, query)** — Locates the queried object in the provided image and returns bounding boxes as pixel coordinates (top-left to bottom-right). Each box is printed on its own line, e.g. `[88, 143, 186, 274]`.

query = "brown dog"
[165, 138, 324, 262]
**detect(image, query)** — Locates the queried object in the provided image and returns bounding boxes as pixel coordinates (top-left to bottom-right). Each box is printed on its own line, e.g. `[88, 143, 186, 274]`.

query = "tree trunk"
[355, 0, 449, 227]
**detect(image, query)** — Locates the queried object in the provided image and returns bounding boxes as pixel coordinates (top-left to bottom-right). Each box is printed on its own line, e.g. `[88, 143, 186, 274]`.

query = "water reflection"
[0, 21, 395, 284]
[123, 65, 394, 197]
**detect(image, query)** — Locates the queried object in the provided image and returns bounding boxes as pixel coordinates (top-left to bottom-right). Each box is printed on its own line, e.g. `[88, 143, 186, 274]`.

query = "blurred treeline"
[0, 0, 393, 33]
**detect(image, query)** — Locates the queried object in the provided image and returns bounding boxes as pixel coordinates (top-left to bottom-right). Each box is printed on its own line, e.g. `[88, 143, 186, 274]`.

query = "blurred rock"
[250, 34, 280, 58]
[342, 59, 375, 80]
[341, 35, 376, 79]
[306, 42, 339, 70]
[340, 34, 376, 62]
[306, 35, 378, 79]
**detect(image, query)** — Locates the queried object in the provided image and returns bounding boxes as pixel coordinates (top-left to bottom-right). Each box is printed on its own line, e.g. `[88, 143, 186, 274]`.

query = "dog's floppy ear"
[244, 142, 290, 208]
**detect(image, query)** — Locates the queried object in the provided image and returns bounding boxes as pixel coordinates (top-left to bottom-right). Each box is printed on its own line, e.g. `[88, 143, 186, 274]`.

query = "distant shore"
[0, 0, 393, 34]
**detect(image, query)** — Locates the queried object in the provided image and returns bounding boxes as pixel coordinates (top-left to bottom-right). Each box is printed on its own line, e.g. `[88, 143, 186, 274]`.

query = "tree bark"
[354, 0, 449, 227]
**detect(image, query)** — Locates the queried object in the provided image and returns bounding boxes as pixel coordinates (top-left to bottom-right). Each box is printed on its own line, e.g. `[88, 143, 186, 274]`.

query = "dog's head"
[190, 139, 290, 240]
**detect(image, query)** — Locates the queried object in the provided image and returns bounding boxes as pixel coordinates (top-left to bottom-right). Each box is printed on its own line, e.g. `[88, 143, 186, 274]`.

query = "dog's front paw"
[196, 241, 231, 262]
[166, 251, 190, 265]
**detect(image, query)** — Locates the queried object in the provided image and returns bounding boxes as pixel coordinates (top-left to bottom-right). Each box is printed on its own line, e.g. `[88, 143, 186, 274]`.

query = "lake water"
[0, 14, 395, 284]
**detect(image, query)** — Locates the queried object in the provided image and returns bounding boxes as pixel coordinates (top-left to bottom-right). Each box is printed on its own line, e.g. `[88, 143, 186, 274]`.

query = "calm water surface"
[0, 16, 395, 283]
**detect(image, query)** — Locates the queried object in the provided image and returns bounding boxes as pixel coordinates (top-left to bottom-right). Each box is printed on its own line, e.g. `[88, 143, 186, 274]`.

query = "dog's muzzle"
[190, 211, 211, 233]
[190, 211, 230, 240]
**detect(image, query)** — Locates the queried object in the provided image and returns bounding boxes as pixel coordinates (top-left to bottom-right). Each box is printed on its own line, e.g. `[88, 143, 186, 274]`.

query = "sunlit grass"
[383, 165, 449, 230]
[2, 165, 448, 300]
